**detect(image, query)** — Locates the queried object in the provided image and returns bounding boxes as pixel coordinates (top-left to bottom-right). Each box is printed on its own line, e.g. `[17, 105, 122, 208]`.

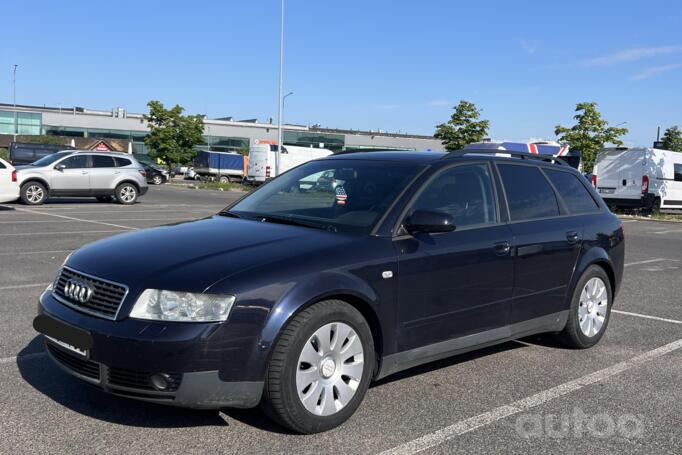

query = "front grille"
[54, 267, 128, 320]
[108, 367, 182, 392]
[47, 343, 100, 381]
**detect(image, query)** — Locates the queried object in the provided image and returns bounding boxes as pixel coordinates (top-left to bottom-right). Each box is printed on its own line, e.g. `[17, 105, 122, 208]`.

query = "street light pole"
[276, 0, 284, 176]
[12, 64, 18, 143]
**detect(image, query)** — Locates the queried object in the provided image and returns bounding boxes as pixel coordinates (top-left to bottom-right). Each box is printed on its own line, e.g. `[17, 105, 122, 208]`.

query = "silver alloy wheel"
[26, 185, 44, 203]
[119, 186, 136, 203]
[153, 175, 163, 185]
[296, 322, 364, 416]
[578, 277, 608, 337]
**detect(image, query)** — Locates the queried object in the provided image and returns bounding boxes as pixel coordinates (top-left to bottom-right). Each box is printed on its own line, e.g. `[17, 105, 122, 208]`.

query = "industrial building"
[0, 103, 444, 154]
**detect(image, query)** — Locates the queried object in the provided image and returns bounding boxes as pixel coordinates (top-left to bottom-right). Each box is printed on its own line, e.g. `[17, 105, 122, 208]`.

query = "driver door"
[51, 154, 91, 193]
[393, 163, 514, 352]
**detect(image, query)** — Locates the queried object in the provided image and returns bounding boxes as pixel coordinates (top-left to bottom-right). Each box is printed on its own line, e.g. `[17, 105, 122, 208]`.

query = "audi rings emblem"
[64, 279, 94, 303]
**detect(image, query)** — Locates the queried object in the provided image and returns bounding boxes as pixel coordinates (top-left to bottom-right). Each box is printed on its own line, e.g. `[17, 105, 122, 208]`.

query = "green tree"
[554, 102, 628, 173]
[143, 100, 204, 171]
[434, 100, 489, 151]
[660, 126, 682, 152]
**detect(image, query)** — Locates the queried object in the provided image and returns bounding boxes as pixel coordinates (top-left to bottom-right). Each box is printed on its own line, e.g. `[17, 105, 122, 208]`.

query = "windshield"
[228, 159, 424, 235]
[30, 151, 73, 166]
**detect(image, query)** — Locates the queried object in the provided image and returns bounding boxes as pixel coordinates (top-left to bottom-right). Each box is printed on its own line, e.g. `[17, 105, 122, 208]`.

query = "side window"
[91, 155, 116, 168]
[674, 164, 682, 182]
[410, 164, 497, 228]
[545, 169, 600, 214]
[115, 157, 132, 167]
[0, 161, 5, 169]
[59, 155, 89, 169]
[498, 164, 560, 221]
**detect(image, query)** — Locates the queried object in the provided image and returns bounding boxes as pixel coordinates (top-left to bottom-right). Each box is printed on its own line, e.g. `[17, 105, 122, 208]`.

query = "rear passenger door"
[496, 163, 582, 328]
[394, 163, 514, 351]
[89, 155, 117, 191]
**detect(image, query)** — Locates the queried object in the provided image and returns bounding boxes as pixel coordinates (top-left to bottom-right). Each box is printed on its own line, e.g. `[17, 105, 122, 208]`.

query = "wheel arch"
[20, 177, 51, 193]
[115, 179, 141, 193]
[571, 247, 617, 303]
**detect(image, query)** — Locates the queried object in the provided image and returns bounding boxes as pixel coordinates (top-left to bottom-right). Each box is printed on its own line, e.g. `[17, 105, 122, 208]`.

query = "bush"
[0, 148, 8, 161]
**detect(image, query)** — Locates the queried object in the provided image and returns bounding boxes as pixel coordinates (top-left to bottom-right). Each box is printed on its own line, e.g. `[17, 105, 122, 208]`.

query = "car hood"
[65, 215, 354, 293]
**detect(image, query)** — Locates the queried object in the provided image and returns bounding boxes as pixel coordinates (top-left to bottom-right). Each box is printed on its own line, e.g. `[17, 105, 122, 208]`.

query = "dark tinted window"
[545, 169, 600, 214]
[0, 161, 5, 169]
[60, 155, 89, 169]
[91, 155, 115, 168]
[115, 157, 132, 167]
[675, 164, 682, 182]
[498, 164, 560, 221]
[410, 164, 497, 228]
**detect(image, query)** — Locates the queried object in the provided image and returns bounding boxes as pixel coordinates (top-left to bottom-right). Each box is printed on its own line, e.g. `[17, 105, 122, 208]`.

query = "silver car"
[15, 150, 148, 205]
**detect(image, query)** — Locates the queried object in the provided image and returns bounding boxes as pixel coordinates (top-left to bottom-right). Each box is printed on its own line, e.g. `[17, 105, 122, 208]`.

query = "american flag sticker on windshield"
[335, 186, 348, 205]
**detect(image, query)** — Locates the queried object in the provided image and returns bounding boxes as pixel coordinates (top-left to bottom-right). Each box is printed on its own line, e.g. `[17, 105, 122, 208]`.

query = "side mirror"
[55, 164, 66, 171]
[404, 210, 456, 235]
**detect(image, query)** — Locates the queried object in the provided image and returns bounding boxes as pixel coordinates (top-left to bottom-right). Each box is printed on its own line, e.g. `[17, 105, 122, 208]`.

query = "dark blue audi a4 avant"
[34, 150, 624, 433]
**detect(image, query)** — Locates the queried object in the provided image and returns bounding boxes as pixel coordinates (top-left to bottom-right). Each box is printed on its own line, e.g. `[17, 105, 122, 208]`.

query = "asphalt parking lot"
[1, 185, 681, 454]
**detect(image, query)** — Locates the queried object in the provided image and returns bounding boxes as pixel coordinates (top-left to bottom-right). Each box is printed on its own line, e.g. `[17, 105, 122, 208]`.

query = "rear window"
[115, 157, 133, 167]
[545, 169, 600, 214]
[91, 155, 116, 168]
[0, 161, 5, 169]
[498, 164, 560, 221]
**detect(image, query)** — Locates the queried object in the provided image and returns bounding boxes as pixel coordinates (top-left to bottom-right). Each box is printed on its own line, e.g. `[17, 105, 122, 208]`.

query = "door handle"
[566, 231, 580, 244]
[81, 171, 89, 175]
[493, 241, 511, 256]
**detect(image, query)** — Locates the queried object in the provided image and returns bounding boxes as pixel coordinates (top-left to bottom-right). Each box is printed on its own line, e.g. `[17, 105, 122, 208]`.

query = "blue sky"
[2, 0, 681, 146]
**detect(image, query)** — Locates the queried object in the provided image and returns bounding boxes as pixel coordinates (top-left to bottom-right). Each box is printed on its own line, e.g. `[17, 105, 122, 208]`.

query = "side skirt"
[376, 311, 568, 380]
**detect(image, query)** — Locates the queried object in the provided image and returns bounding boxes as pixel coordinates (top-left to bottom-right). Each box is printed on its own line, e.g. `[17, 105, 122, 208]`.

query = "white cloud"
[632, 63, 682, 80]
[428, 100, 450, 107]
[582, 45, 682, 66]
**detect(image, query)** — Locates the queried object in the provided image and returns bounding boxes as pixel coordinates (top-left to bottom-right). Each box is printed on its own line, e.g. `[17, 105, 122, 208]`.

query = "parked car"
[0, 157, 20, 203]
[184, 167, 199, 180]
[9, 141, 75, 165]
[174, 165, 189, 175]
[593, 147, 682, 212]
[16, 151, 148, 205]
[143, 164, 170, 185]
[33, 150, 624, 433]
[245, 144, 332, 183]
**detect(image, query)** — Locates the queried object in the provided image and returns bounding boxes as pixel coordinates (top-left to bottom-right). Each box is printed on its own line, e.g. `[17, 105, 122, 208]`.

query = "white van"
[246, 144, 333, 183]
[0, 157, 20, 203]
[593, 147, 682, 212]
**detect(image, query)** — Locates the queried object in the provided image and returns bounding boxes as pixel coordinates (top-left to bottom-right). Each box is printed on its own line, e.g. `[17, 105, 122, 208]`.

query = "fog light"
[150, 373, 171, 391]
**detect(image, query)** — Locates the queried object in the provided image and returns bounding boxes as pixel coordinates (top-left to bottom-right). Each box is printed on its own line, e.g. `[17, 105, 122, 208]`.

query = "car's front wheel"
[558, 265, 612, 349]
[262, 300, 374, 434]
[20, 182, 47, 205]
[152, 175, 164, 185]
[115, 183, 138, 205]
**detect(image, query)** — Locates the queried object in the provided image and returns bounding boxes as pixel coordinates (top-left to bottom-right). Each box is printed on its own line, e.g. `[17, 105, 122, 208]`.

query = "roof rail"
[445, 149, 568, 166]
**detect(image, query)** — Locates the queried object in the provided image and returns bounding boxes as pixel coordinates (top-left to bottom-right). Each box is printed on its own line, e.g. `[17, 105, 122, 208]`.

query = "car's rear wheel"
[115, 183, 138, 205]
[558, 265, 612, 349]
[20, 182, 47, 205]
[262, 300, 374, 434]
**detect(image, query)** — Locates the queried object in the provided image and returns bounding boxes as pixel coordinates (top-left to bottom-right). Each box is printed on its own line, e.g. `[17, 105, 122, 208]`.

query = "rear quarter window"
[115, 158, 133, 167]
[544, 169, 600, 214]
[497, 164, 560, 221]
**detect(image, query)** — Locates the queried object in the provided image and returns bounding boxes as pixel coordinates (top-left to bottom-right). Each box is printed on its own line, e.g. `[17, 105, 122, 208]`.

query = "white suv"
[15, 151, 148, 205]
[0, 157, 20, 203]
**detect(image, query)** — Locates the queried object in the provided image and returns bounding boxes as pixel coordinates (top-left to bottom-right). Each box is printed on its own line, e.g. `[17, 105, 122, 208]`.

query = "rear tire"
[219, 176, 229, 184]
[20, 182, 47, 205]
[115, 183, 138, 205]
[262, 300, 374, 434]
[558, 265, 612, 349]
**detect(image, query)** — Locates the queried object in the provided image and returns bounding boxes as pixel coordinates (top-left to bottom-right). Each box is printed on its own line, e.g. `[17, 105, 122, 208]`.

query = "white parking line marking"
[0, 250, 72, 256]
[378, 338, 682, 455]
[612, 310, 682, 325]
[0, 230, 126, 237]
[0, 352, 46, 365]
[0, 217, 192, 224]
[15, 207, 137, 230]
[624, 258, 678, 267]
[0, 283, 50, 290]
[652, 229, 682, 234]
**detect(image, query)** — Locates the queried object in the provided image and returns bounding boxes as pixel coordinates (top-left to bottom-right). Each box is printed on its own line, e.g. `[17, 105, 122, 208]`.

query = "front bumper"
[35, 291, 263, 409]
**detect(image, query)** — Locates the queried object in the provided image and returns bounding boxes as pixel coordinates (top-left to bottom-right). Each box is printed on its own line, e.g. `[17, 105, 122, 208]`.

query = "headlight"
[130, 289, 236, 322]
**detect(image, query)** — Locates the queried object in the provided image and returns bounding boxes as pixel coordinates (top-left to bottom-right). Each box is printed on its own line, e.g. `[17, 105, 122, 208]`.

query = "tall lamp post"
[12, 64, 18, 143]
[276, 0, 285, 175]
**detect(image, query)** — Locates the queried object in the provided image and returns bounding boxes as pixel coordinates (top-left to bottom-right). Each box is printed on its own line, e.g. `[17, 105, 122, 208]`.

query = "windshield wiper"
[217, 210, 242, 218]
[255, 214, 328, 231]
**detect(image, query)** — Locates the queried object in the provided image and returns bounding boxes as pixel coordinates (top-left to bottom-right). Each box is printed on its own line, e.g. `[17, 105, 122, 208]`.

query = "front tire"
[152, 175, 164, 185]
[262, 300, 374, 434]
[20, 182, 47, 205]
[558, 265, 612, 349]
[115, 183, 138, 205]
